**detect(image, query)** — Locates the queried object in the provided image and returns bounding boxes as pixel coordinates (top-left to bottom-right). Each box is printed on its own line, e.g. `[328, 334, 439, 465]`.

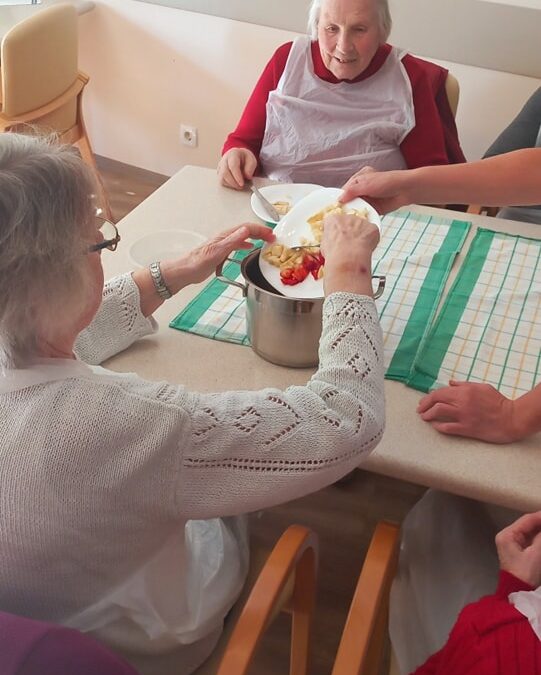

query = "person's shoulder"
[399, 50, 448, 87]
[271, 41, 295, 65]
[457, 589, 529, 637]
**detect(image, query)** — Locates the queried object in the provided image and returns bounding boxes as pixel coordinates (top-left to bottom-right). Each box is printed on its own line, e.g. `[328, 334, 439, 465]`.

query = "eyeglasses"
[88, 216, 121, 253]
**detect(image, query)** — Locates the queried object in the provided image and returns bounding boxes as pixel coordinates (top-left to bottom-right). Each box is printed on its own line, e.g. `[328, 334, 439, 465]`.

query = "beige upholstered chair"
[0, 3, 113, 221]
[331, 521, 401, 675]
[445, 72, 460, 119]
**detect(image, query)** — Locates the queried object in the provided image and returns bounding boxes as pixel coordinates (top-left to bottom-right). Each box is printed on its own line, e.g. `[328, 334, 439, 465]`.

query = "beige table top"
[103, 165, 541, 513]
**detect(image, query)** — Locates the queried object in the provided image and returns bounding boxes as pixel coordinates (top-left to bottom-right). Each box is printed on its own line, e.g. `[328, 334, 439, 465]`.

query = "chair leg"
[77, 130, 114, 223]
[288, 546, 317, 675]
[363, 597, 390, 675]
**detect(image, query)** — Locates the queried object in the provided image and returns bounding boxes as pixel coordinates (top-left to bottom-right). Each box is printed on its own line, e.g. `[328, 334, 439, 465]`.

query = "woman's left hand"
[161, 223, 275, 290]
[134, 223, 274, 317]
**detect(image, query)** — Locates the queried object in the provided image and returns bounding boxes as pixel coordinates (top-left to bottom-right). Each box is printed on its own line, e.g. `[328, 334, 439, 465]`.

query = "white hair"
[0, 133, 97, 370]
[307, 0, 392, 42]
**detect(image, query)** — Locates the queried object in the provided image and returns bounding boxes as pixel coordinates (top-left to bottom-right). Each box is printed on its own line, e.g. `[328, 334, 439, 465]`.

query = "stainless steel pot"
[216, 250, 385, 368]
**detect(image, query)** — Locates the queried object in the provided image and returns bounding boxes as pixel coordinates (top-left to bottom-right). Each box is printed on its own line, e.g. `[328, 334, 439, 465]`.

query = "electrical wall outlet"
[180, 124, 198, 148]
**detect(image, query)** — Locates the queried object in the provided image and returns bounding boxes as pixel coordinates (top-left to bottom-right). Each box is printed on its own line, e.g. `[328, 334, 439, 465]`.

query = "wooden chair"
[0, 3, 113, 221]
[331, 521, 400, 675]
[466, 204, 499, 217]
[196, 524, 319, 675]
[429, 72, 462, 212]
[444, 72, 460, 119]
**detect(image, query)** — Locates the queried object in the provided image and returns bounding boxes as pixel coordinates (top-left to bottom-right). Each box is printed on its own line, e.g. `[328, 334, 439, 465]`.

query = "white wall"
[78, 0, 541, 176]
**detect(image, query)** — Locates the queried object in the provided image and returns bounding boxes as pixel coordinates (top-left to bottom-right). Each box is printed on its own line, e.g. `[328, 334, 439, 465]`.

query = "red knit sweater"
[412, 571, 541, 675]
[223, 41, 466, 171]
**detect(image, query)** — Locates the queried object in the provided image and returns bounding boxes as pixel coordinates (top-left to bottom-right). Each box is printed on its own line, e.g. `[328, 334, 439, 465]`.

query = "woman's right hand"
[340, 167, 412, 214]
[217, 148, 258, 190]
[321, 214, 380, 297]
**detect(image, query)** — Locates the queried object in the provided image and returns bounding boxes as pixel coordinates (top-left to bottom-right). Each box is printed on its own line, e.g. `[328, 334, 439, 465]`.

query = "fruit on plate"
[262, 243, 324, 286]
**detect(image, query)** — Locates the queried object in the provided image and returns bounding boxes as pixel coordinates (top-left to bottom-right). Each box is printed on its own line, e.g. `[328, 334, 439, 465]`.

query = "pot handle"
[372, 275, 386, 299]
[215, 256, 247, 296]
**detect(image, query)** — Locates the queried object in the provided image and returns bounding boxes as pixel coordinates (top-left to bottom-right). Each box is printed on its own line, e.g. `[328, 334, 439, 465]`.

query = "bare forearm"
[403, 149, 541, 206]
[512, 382, 541, 439]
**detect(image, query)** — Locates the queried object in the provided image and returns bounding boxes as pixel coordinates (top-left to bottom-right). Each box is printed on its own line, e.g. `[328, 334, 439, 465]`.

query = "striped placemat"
[170, 211, 471, 378]
[407, 228, 541, 397]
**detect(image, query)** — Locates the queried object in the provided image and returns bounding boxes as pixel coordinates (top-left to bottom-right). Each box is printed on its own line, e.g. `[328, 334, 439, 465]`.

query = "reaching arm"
[75, 224, 275, 364]
[341, 148, 541, 213]
[131, 224, 274, 317]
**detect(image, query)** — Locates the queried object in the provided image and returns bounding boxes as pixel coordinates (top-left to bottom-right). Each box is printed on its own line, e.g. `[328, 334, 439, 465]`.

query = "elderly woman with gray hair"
[0, 133, 384, 675]
[218, 0, 465, 190]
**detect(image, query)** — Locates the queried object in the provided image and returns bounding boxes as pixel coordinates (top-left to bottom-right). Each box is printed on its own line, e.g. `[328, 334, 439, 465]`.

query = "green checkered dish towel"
[170, 210, 471, 378]
[407, 228, 541, 398]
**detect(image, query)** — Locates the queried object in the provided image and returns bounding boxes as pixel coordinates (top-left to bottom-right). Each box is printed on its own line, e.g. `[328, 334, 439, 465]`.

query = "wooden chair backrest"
[445, 72, 460, 118]
[212, 525, 319, 675]
[331, 521, 400, 675]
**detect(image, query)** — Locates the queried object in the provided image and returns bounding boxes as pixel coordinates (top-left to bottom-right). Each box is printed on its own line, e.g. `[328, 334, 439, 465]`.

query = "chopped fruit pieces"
[262, 202, 368, 286]
[278, 251, 325, 286]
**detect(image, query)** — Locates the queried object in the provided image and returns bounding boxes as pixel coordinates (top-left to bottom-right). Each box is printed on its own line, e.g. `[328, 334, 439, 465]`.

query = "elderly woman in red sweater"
[408, 498, 541, 675]
[218, 0, 465, 190]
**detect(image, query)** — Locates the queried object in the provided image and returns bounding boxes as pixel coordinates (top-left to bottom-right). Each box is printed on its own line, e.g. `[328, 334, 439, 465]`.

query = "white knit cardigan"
[0, 273, 385, 675]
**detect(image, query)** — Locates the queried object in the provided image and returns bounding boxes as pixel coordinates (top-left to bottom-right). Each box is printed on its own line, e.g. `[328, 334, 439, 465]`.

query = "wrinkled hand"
[184, 223, 274, 284]
[161, 223, 274, 292]
[321, 213, 380, 262]
[340, 166, 410, 214]
[321, 214, 380, 297]
[496, 512, 541, 587]
[417, 380, 520, 443]
[217, 148, 258, 190]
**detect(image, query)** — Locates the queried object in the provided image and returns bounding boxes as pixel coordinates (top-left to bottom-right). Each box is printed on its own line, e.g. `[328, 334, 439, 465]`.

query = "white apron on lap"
[259, 36, 415, 187]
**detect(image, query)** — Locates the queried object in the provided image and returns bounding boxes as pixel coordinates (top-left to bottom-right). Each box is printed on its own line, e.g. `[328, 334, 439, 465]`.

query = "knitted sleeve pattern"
[167, 292, 385, 518]
[66, 291, 384, 519]
[74, 274, 157, 365]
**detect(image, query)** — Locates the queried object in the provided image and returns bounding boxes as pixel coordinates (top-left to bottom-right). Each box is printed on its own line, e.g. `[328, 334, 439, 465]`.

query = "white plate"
[129, 230, 206, 267]
[250, 183, 321, 224]
[259, 187, 381, 299]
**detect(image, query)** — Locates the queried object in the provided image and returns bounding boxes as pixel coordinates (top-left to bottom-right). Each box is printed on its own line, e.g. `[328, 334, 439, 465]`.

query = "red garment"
[412, 571, 541, 675]
[223, 42, 466, 172]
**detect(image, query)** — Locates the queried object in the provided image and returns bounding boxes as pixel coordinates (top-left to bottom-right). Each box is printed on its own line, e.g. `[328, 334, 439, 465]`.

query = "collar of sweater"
[0, 357, 92, 394]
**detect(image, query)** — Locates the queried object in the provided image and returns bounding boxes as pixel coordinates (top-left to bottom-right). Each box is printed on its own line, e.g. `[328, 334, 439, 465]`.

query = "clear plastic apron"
[259, 36, 415, 188]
